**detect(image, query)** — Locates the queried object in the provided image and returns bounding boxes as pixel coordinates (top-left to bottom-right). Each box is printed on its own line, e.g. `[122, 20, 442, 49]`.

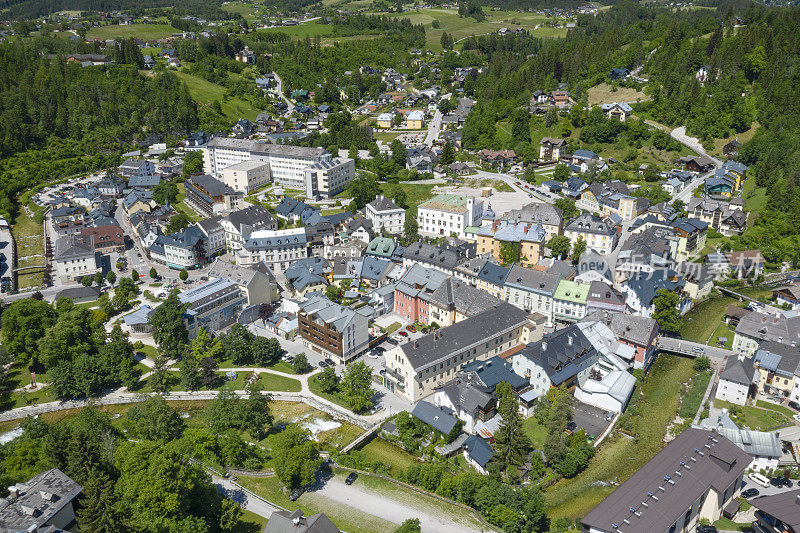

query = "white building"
[564, 213, 618, 255]
[715, 356, 755, 406]
[202, 138, 354, 197]
[417, 193, 482, 239]
[222, 160, 270, 193]
[365, 195, 405, 234]
[236, 227, 308, 273]
[54, 234, 100, 283]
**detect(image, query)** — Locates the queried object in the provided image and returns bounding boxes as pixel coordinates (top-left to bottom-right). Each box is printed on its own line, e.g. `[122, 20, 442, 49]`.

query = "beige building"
[223, 160, 270, 193]
[475, 221, 547, 267]
[382, 303, 529, 402]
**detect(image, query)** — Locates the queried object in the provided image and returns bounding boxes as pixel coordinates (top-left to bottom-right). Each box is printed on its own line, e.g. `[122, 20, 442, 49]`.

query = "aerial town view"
[1, 0, 800, 531]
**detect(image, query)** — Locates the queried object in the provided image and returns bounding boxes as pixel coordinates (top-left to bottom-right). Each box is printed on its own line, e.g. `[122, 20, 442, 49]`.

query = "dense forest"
[0, 0, 239, 19]
[0, 38, 198, 217]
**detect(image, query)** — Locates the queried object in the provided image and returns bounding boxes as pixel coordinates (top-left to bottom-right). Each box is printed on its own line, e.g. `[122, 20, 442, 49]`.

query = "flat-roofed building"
[177, 277, 247, 337]
[222, 160, 270, 193]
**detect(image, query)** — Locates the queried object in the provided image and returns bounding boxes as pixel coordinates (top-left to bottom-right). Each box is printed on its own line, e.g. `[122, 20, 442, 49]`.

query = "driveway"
[424, 109, 442, 148]
[311, 474, 483, 533]
[572, 401, 612, 438]
[671, 126, 722, 167]
[212, 474, 281, 519]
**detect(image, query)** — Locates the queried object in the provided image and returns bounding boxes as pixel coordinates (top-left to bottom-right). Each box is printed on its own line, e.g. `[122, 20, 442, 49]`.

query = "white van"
[748, 472, 771, 488]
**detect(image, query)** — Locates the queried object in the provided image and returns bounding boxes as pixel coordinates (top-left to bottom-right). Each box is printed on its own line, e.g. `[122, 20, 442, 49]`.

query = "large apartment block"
[297, 294, 370, 364]
[236, 227, 308, 273]
[202, 138, 354, 198]
[383, 302, 529, 402]
[417, 194, 482, 239]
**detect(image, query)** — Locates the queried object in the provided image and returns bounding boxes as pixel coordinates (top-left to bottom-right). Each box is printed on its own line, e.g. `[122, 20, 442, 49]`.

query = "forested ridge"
[0, 38, 198, 217]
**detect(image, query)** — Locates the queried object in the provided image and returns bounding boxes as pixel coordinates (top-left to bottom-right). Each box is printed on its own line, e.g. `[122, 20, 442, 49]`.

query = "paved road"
[314, 475, 483, 533]
[424, 109, 442, 148]
[271, 72, 295, 116]
[656, 336, 735, 360]
[212, 474, 282, 518]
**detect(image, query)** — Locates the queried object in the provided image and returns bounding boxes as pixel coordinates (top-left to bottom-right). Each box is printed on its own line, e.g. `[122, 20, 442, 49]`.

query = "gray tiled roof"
[263, 509, 339, 533]
[504, 264, 560, 295]
[411, 400, 458, 434]
[400, 302, 528, 371]
[735, 311, 800, 347]
[463, 435, 494, 467]
[582, 428, 751, 533]
[403, 241, 463, 270]
[566, 213, 616, 236]
[227, 205, 276, 232]
[516, 324, 597, 385]
[0, 469, 82, 529]
[54, 234, 94, 260]
[429, 277, 502, 316]
[719, 356, 756, 385]
[367, 195, 402, 212]
[503, 202, 563, 227]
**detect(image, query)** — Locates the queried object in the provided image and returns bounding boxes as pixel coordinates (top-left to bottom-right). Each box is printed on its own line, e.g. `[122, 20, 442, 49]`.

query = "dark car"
[373, 346, 386, 354]
[318, 361, 329, 368]
[345, 472, 358, 485]
[741, 488, 760, 498]
[565, 421, 577, 434]
[696, 526, 717, 533]
[289, 487, 304, 501]
[324, 358, 335, 366]
[776, 476, 793, 488]
[770, 477, 782, 487]
[789, 400, 800, 410]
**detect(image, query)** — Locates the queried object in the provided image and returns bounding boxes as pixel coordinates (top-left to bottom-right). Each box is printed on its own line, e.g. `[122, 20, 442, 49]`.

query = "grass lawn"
[384, 322, 402, 334]
[372, 131, 402, 142]
[462, 177, 514, 192]
[260, 21, 336, 39]
[680, 291, 736, 343]
[716, 400, 793, 431]
[382, 8, 563, 51]
[238, 508, 267, 533]
[174, 183, 203, 223]
[358, 437, 419, 477]
[308, 372, 358, 413]
[711, 122, 760, 156]
[522, 417, 549, 448]
[172, 70, 259, 120]
[742, 175, 767, 221]
[544, 354, 697, 519]
[713, 517, 752, 531]
[11, 207, 44, 289]
[87, 24, 176, 40]
[135, 343, 159, 359]
[677, 370, 712, 419]
[756, 400, 796, 417]
[259, 372, 302, 392]
[587, 83, 648, 106]
[709, 322, 735, 349]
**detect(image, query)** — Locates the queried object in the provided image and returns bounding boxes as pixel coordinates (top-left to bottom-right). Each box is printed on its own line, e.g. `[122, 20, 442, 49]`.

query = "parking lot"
[572, 401, 614, 438]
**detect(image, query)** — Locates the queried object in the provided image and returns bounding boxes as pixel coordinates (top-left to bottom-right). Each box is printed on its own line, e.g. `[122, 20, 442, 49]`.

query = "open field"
[357, 437, 419, 477]
[544, 354, 697, 519]
[715, 400, 793, 431]
[259, 21, 335, 39]
[680, 287, 773, 345]
[87, 24, 176, 40]
[587, 83, 649, 106]
[711, 122, 760, 156]
[172, 69, 260, 121]
[381, 8, 567, 50]
[11, 208, 44, 289]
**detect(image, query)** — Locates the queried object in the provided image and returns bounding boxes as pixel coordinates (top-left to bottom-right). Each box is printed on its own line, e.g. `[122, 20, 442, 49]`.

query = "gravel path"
[314, 476, 484, 533]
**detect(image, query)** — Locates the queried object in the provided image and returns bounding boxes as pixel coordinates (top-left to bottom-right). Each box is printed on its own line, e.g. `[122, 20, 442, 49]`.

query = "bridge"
[656, 336, 736, 360]
[340, 422, 382, 454]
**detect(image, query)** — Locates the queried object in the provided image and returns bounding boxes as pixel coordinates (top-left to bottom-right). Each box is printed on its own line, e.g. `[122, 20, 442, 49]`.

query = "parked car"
[793, 414, 800, 423]
[318, 361, 329, 368]
[289, 487, 304, 501]
[789, 400, 800, 411]
[696, 526, 717, 533]
[749, 472, 771, 488]
[398, 331, 408, 337]
[345, 473, 358, 485]
[565, 421, 577, 434]
[368, 351, 380, 359]
[373, 346, 386, 354]
[324, 358, 335, 366]
[407, 325, 416, 332]
[770, 476, 783, 487]
[741, 488, 760, 498]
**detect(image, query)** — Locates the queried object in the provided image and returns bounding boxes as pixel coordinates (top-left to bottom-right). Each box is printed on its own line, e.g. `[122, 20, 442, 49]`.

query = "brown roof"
[81, 225, 124, 247]
[725, 304, 749, 320]
[582, 428, 751, 532]
[748, 488, 800, 529]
